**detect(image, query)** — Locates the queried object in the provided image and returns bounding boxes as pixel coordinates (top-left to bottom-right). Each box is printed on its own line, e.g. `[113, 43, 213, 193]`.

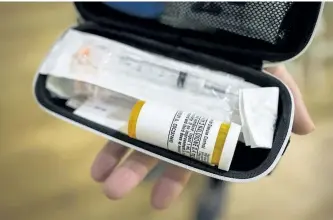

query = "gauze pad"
[239, 87, 279, 149]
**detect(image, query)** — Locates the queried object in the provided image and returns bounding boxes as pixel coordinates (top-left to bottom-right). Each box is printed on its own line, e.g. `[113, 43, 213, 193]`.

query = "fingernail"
[151, 178, 183, 210]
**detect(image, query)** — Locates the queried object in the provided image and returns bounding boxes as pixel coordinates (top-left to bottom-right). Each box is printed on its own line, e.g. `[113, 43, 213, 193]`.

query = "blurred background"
[1, 2, 333, 220]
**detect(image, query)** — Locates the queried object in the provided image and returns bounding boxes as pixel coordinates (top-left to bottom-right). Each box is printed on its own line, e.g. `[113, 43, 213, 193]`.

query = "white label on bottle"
[134, 102, 225, 164]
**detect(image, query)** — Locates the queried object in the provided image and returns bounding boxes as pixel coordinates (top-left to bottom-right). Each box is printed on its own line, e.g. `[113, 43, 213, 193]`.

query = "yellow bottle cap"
[218, 122, 241, 171]
[211, 123, 230, 165]
[128, 100, 145, 138]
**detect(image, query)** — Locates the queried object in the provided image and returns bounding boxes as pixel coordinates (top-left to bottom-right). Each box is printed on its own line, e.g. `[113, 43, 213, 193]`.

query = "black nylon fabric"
[160, 2, 293, 44]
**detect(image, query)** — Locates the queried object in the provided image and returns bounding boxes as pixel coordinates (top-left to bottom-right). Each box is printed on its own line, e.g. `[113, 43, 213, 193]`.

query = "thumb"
[265, 65, 315, 135]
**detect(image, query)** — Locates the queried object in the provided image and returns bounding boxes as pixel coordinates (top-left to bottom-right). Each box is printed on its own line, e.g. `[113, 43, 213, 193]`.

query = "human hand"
[91, 65, 315, 210]
[265, 65, 315, 135]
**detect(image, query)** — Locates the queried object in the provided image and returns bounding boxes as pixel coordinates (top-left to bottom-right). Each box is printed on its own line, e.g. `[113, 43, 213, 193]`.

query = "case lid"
[74, 2, 323, 66]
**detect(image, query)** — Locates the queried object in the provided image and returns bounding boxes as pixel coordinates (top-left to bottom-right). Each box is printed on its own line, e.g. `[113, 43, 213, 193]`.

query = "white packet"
[239, 87, 279, 149]
[39, 30, 261, 123]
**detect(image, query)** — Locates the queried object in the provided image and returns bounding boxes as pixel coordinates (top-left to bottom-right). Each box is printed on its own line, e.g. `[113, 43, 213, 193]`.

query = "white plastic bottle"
[126, 100, 241, 171]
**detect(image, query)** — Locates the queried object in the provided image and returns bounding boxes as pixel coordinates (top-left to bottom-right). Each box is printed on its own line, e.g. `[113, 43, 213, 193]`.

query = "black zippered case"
[33, 2, 323, 182]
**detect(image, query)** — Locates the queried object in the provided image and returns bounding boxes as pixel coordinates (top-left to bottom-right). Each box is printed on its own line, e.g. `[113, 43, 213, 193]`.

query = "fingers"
[91, 141, 128, 182]
[151, 164, 192, 209]
[92, 142, 191, 208]
[265, 65, 315, 135]
[103, 150, 159, 200]
[92, 141, 159, 200]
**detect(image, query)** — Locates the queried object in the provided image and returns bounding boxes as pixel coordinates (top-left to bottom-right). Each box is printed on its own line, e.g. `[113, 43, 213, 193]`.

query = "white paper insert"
[39, 30, 258, 115]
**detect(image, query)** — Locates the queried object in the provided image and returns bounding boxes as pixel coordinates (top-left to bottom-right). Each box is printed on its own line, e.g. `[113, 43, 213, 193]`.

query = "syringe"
[117, 55, 240, 98]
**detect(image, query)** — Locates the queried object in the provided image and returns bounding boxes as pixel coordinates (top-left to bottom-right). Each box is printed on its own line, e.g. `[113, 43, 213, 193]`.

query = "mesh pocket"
[160, 2, 292, 44]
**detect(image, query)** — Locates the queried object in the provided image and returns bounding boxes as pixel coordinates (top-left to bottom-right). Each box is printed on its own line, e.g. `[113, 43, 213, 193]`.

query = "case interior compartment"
[35, 25, 293, 179]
